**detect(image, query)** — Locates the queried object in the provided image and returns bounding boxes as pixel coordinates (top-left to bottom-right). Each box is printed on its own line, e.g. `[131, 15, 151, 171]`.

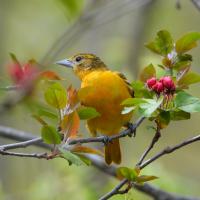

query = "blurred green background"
[0, 0, 200, 199]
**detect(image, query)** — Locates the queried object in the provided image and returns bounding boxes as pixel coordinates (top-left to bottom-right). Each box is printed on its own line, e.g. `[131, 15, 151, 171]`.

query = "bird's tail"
[105, 138, 121, 165]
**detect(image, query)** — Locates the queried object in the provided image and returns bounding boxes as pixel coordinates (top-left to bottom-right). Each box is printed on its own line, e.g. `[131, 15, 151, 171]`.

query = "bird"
[56, 53, 133, 165]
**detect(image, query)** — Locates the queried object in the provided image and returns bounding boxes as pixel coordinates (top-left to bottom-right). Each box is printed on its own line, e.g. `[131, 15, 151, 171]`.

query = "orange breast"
[79, 70, 132, 135]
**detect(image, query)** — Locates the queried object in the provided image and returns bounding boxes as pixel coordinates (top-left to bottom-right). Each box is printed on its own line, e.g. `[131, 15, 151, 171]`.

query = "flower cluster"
[146, 76, 176, 95]
[8, 60, 38, 86]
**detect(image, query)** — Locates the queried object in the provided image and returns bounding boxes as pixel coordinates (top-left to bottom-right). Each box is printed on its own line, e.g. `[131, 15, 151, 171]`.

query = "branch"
[0, 125, 50, 149]
[136, 126, 161, 166]
[0, 126, 199, 200]
[191, 0, 200, 11]
[68, 117, 145, 145]
[140, 134, 200, 169]
[0, 137, 43, 151]
[0, 150, 48, 159]
[99, 179, 130, 200]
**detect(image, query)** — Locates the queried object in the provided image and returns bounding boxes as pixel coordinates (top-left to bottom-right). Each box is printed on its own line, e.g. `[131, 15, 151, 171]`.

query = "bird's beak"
[55, 59, 74, 68]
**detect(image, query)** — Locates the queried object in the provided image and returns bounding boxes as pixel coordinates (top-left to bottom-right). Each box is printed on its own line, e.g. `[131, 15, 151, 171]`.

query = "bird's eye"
[75, 56, 82, 62]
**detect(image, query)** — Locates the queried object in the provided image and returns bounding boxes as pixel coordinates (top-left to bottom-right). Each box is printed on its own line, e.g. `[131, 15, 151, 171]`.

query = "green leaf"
[117, 167, 137, 181]
[138, 97, 163, 117]
[41, 125, 61, 144]
[44, 82, 67, 109]
[135, 175, 158, 183]
[75, 154, 91, 166]
[176, 32, 200, 53]
[121, 106, 135, 115]
[175, 91, 200, 113]
[37, 108, 58, 119]
[140, 64, 156, 82]
[170, 110, 190, 121]
[157, 111, 170, 129]
[59, 147, 87, 166]
[178, 71, 200, 87]
[9, 52, 22, 67]
[78, 107, 100, 120]
[131, 81, 151, 98]
[177, 54, 192, 62]
[145, 30, 173, 56]
[173, 61, 191, 71]
[121, 98, 147, 106]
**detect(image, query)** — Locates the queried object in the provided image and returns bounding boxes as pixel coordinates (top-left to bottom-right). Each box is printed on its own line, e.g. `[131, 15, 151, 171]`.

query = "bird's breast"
[79, 71, 132, 133]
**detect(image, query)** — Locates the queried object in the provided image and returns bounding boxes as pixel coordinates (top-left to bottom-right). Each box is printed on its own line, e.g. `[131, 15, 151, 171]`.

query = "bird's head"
[56, 53, 107, 79]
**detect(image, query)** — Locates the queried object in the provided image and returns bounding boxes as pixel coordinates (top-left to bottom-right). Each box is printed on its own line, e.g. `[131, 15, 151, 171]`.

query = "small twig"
[136, 126, 161, 166]
[0, 150, 48, 159]
[0, 125, 50, 149]
[0, 137, 43, 151]
[99, 179, 130, 200]
[140, 134, 200, 169]
[68, 117, 145, 145]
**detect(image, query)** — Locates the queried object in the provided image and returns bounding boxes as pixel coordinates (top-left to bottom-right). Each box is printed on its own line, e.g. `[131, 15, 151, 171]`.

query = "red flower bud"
[146, 77, 157, 89]
[9, 63, 24, 83]
[159, 76, 176, 92]
[152, 82, 164, 94]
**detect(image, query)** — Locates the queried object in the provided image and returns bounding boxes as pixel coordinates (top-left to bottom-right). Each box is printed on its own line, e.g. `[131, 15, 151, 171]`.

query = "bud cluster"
[9, 62, 38, 85]
[146, 76, 175, 95]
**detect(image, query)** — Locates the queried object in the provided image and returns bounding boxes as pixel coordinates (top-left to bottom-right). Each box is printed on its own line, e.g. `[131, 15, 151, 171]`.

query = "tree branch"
[0, 126, 200, 200]
[140, 134, 200, 169]
[68, 117, 145, 145]
[191, 0, 200, 11]
[136, 126, 161, 166]
[0, 137, 43, 151]
[99, 179, 130, 200]
[0, 150, 48, 159]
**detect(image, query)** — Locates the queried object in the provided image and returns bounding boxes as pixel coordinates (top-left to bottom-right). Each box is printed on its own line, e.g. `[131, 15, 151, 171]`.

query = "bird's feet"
[103, 136, 112, 145]
[125, 122, 137, 137]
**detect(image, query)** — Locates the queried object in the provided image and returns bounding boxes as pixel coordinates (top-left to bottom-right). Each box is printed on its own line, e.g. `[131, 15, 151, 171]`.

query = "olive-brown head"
[56, 53, 108, 80]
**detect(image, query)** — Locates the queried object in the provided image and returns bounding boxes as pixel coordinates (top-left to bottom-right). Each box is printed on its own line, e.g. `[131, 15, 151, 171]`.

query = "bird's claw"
[103, 136, 112, 145]
[126, 122, 137, 137]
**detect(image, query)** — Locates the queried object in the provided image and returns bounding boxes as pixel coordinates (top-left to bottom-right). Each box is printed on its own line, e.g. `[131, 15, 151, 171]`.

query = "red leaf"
[61, 111, 80, 138]
[40, 70, 61, 80]
[71, 145, 104, 157]
[67, 85, 79, 106]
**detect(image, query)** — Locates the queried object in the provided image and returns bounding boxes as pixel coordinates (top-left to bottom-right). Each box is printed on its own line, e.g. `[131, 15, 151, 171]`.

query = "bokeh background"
[0, 0, 200, 199]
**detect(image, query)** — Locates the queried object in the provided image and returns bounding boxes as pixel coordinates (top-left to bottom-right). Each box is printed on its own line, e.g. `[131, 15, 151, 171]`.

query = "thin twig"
[140, 134, 200, 169]
[0, 137, 43, 151]
[99, 179, 130, 200]
[136, 126, 161, 166]
[0, 150, 48, 159]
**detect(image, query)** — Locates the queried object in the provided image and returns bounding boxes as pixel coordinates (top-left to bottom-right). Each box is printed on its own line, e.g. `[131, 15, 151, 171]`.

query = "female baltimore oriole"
[56, 54, 133, 164]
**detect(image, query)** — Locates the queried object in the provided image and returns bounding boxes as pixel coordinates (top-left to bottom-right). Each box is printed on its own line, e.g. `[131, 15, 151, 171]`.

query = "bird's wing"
[115, 72, 134, 97]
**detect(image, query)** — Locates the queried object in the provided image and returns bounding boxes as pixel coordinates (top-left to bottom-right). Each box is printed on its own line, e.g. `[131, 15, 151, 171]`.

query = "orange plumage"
[56, 53, 133, 164]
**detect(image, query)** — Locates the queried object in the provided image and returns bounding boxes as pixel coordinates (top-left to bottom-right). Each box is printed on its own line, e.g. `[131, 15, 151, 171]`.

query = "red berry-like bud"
[160, 76, 176, 92]
[146, 77, 157, 89]
[152, 82, 164, 94]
